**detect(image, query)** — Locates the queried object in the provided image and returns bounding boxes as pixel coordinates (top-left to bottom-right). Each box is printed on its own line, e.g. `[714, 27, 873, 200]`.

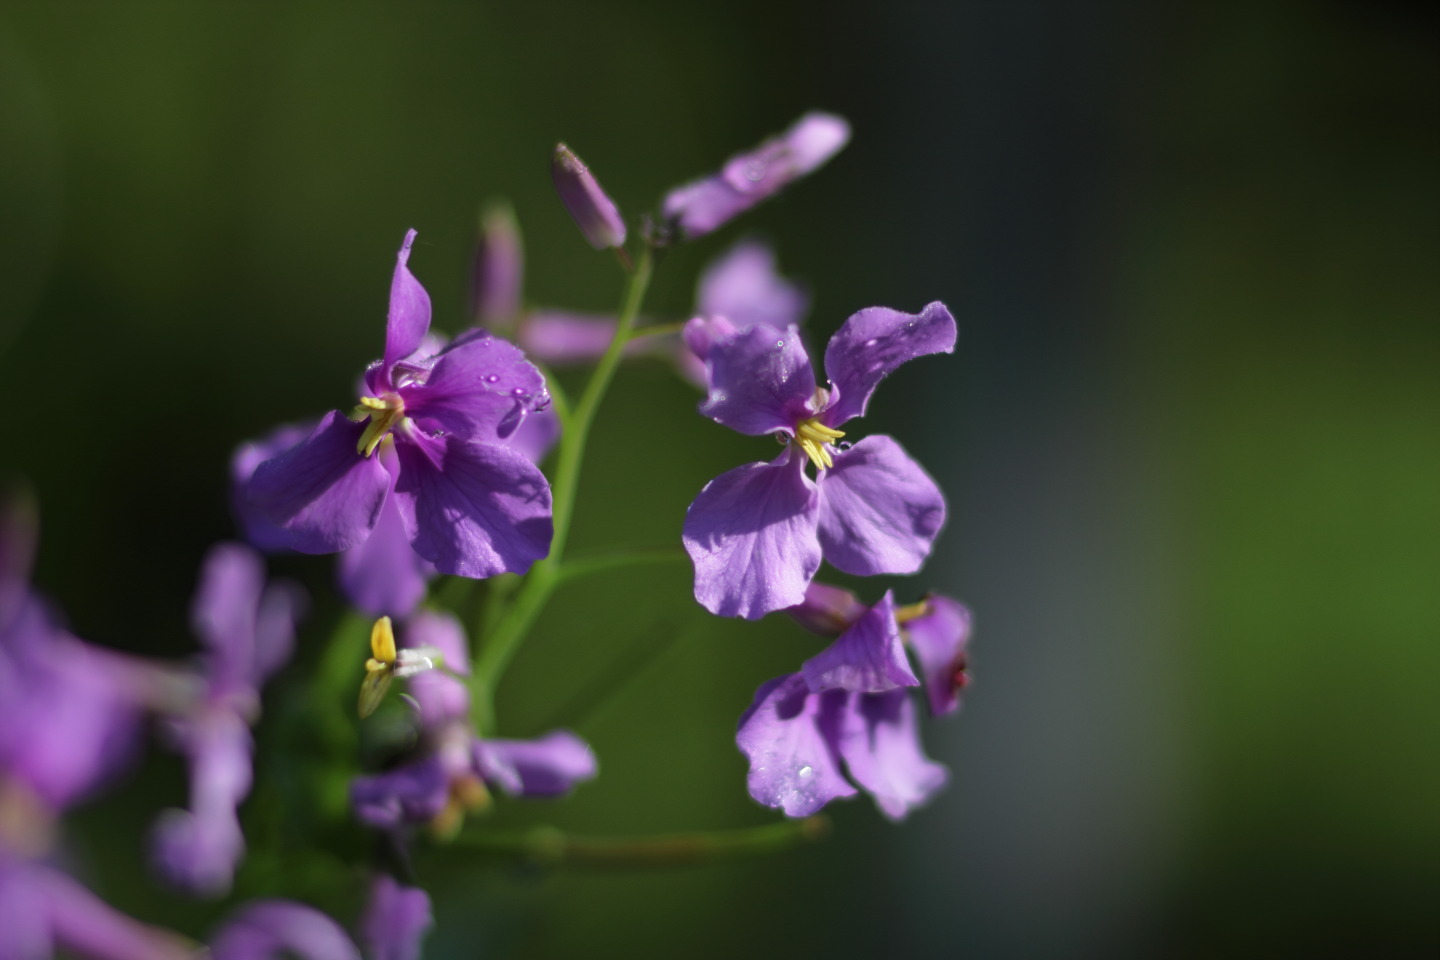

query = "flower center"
[351, 394, 406, 457]
[793, 417, 845, 470]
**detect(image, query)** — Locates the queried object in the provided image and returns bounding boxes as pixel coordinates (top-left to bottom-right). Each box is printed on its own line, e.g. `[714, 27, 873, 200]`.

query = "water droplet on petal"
[835, 440, 852, 451]
[864, 338, 879, 347]
[798, 765, 814, 779]
[485, 374, 500, 384]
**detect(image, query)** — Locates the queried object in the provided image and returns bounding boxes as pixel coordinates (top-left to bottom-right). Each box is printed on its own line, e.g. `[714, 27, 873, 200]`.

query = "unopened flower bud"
[471, 201, 524, 326]
[552, 143, 627, 250]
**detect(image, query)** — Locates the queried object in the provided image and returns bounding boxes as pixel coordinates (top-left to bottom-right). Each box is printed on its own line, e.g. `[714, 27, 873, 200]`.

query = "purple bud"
[470, 202, 524, 326]
[784, 581, 866, 637]
[551, 143, 627, 250]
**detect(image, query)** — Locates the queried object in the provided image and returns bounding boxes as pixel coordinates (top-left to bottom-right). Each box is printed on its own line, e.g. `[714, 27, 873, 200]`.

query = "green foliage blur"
[0, 2, 1435, 957]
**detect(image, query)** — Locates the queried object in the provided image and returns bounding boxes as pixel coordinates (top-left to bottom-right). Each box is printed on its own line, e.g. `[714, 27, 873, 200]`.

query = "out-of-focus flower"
[209, 900, 360, 960]
[359, 875, 432, 960]
[470, 201, 524, 328]
[150, 542, 305, 897]
[238, 230, 554, 579]
[683, 302, 955, 618]
[350, 612, 597, 836]
[661, 112, 850, 240]
[552, 143, 627, 250]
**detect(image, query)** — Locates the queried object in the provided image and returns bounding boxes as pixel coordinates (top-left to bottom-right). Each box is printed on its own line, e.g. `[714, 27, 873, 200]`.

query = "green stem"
[454, 817, 830, 869]
[472, 247, 654, 733]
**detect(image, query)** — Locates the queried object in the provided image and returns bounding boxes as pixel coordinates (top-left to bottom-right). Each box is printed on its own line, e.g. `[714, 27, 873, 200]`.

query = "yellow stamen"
[793, 418, 845, 470]
[370, 616, 397, 663]
[893, 600, 931, 625]
[352, 395, 405, 457]
[358, 616, 398, 718]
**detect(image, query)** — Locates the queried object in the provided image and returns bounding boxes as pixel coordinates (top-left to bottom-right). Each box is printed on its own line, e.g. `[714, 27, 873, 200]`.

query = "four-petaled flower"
[683, 302, 956, 618]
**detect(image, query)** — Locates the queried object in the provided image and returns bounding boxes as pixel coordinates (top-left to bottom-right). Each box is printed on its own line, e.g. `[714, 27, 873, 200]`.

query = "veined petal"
[245, 411, 391, 554]
[404, 330, 548, 442]
[821, 302, 956, 427]
[801, 591, 918, 694]
[906, 595, 973, 717]
[392, 432, 553, 579]
[361, 876, 432, 960]
[735, 675, 856, 818]
[696, 239, 810, 333]
[209, 900, 360, 960]
[699, 324, 818, 436]
[835, 690, 948, 821]
[816, 435, 945, 576]
[472, 730, 598, 798]
[381, 229, 432, 389]
[350, 756, 449, 829]
[337, 482, 433, 620]
[683, 448, 821, 619]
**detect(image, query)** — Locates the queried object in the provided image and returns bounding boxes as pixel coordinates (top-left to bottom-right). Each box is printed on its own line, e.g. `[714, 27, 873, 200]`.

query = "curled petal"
[350, 756, 449, 829]
[245, 411, 391, 554]
[404, 330, 548, 442]
[392, 432, 553, 579]
[801, 591, 917, 694]
[816, 435, 945, 576]
[210, 900, 361, 960]
[695, 239, 810, 333]
[473, 730, 598, 797]
[380, 229, 432, 390]
[361, 876, 432, 960]
[821, 302, 956, 427]
[735, 675, 856, 817]
[699, 324, 818, 437]
[906, 594, 973, 717]
[684, 449, 821, 619]
[835, 690, 948, 821]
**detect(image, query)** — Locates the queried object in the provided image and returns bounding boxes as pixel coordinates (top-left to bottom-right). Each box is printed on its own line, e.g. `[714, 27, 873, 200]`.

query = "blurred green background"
[2, 2, 1436, 957]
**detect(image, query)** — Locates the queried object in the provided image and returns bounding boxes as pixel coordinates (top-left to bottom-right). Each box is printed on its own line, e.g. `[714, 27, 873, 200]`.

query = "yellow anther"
[893, 600, 931, 625]
[358, 616, 397, 718]
[370, 616, 397, 663]
[793, 418, 845, 470]
[352, 395, 405, 457]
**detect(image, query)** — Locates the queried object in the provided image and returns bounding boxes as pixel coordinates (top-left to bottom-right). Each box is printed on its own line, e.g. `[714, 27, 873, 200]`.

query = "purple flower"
[359, 875, 432, 960]
[470, 201, 524, 327]
[239, 230, 555, 580]
[209, 900, 360, 960]
[350, 612, 597, 835]
[552, 143, 627, 250]
[682, 302, 956, 618]
[736, 592, 947, 820]
[150, 542, 305, 897]
[661, 112, 850, 240]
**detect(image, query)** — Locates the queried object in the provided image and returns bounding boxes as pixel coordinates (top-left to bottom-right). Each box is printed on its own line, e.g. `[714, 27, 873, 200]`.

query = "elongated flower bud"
[552, 143, 627, 250]
[470, 201, 524, 326]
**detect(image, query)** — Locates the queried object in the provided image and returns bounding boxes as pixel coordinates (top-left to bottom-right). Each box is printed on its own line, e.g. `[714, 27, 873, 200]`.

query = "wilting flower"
[238, 230, 554, 579]
[661, 112, 850, 240]
[350, 612, 597, 835]
[150, 542, 305, 897]
[683, 302, 956, 618]
[552, 143, 627, 250]
[209, 900, 360, 960]
[736, 591, 949, 820]
[359, 875, 433, 960]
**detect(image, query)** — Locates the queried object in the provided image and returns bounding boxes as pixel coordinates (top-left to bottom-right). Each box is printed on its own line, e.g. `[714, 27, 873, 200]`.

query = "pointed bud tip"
[551, 142, 627, 250]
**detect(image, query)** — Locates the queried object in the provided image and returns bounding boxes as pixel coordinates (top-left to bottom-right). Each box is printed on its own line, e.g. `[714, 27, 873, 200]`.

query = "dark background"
[1, 2, 1436, 957]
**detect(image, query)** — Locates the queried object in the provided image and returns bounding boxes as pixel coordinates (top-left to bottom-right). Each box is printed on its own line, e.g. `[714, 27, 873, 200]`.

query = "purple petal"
[337, 472, 433, 619]
[835, 690, 948, 821]
[906, 594, 973, 717]
[681, 315, 739, 367]
[552, 143, 627, 249]
[231, 422, 315, 553]
[784, 581, 865, 638]
[210, 900, 361, 960]
[151, 711, 253, 897]
[473, 730, 598, 797]
[405, 611, 471, 729]
[392, 432, 553, 579]
[189, 542, 264, 691]
[683, 448, 821, 619]
[698, 324, 818, 436]
[380, 229, 432, 390]
[662, 112, 851, 239]
[245, 411, 392, 554]
[361, 876, 432, 960]
[815, 435, 946, 576]
[518, 311, 617, 365]
[350, 756, 449, 829]
[0, 860, 50, 958]
[404, 330, 548, 442]
[34, 864, 196, 960]
[735, 674, 856, 817]
[801, 591, 918, 694]
[471, 203, 523, 327]
[820, 302, 956, 427]
[696, 239, 810, 332]
[504, 404, 560, 465]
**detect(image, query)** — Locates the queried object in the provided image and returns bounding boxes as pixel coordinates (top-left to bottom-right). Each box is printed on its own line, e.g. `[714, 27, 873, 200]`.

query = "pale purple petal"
[906, 594, 973, 717]
[391, 432, 553, 579]
[361, 876, 432, 960]
[0, 859, 50, 958]
[552, 143, 626, 249]
[471, 203, 523, 326]
[403, 610, 470, 674]
[815, 435, 945, 576]
[698, 324, 818, 436]
[784, 581, 865, 638]
[231, 422, 314, 553]
[403, 330, 548, 442]
[337, 484, 433, 619]
[696, 239, 810, 332]
[34, 864, 196, 960]
[801, 591, 917, 694]
[504, 404, 560, 465]
[151, 711, 252, 897]
[835, 690, 949, 821]
[662, 112, 850, 239]
[518, 311, 616, 365]
[735, 675, 856, 817]
[350, 756, 449, 829]
[245, 411, 391, 554]
[473, 730, 598, 797]
[820, 301, 956, 427]
[210, 900, 361, 960]
[190, 542, 264, 695]
[405, 611, 471, 729]
[683, 448, 821, 619]
[681, 315, 739, 367]
[380, 229, 432, 390]
[252, 579, 304, 687]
